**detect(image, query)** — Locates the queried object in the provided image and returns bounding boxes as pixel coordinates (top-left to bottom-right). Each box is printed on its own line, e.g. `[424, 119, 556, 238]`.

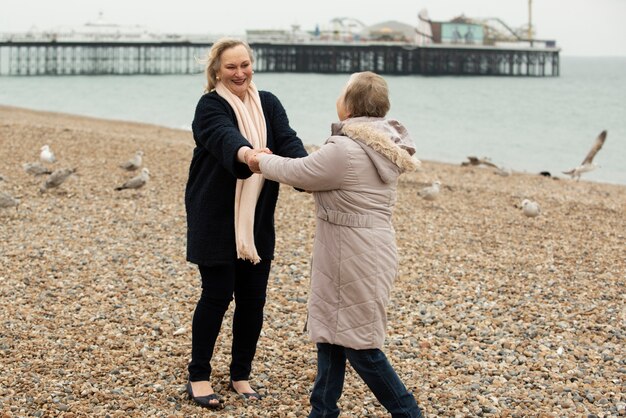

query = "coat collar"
[339, 122, 419, 173]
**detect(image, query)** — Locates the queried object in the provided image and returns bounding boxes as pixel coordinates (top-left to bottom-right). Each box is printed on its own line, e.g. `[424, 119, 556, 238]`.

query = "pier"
[0, 41, 559, 76]
[0, 41, 209, 76]
[252, 43, 559, 76]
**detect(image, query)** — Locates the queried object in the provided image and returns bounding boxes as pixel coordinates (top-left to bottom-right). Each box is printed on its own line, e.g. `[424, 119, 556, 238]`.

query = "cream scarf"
[215, 81, 266, 264]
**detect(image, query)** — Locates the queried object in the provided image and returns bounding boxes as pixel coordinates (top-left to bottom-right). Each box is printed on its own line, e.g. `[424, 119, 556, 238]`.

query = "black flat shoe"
[229, 380, 263, 400]
[186, 381, 222, 409]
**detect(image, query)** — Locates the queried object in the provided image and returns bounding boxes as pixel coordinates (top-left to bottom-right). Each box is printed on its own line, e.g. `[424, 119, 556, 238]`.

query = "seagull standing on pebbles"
[521, 199, 541, 217]
[115, 167, 150, 191]
[0, 191, 20, 209]
[418, 180, 441, 201]
[23, 162, 53, 176]
[40, 145, 57, 164]
[119, 150, 144, 171]
[562, 130, 607, 180]
[40, 168, 76, 193]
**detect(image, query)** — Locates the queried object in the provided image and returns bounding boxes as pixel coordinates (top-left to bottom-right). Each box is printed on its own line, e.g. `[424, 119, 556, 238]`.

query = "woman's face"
[217, 45, 253, 100]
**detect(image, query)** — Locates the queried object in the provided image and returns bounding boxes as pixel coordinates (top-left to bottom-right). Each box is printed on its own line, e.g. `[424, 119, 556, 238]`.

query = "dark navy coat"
[185, 90, 308, 265]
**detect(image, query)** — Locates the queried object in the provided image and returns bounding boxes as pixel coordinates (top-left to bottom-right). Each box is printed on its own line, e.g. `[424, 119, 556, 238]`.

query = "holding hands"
[244, 148, 272, 173]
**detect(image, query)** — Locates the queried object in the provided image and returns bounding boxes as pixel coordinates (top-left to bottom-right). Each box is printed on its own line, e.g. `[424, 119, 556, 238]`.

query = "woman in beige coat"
[250, 72, 424, 417]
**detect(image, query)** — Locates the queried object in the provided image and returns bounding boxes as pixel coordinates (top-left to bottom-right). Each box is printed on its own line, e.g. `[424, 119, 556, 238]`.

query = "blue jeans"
[309, 343, 423, 418]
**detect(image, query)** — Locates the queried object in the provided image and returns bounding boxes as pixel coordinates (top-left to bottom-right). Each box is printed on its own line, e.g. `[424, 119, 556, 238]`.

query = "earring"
[252, 71, 255, 74]
[216, 76, 220, 80]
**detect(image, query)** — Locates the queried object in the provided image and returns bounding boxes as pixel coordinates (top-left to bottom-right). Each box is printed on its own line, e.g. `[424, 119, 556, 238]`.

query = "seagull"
[418, 180, 441, 201]
[40, 145, 57, 164]
[0, 191, 20, 209]
[461, 156, 498, 168]
[521, 199, 541, 217]
[40, 168, 76, 193]
[23, 162, 53, 176]
[119, 150, 144, 171]
[115, 167, 150, 191]
[562, 130, 607, 180]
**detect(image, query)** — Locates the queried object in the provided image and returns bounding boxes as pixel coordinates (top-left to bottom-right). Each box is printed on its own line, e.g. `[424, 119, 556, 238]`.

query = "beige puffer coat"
[259, 117, 418, 349]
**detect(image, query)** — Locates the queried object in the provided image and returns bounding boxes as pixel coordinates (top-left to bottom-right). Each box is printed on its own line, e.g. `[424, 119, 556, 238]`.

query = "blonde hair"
[342, 71, 390, 118]
[201, 38, 254, 93]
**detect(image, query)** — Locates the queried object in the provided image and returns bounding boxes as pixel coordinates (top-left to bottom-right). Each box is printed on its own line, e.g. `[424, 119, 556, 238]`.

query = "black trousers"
[188, 259, 271, 382]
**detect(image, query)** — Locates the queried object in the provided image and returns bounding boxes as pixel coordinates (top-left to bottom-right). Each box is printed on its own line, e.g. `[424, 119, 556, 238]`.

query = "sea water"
[1, 57, 625, 185]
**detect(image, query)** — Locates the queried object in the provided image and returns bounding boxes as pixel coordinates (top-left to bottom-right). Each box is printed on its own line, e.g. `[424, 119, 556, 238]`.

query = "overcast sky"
[2, 0, 625, 56]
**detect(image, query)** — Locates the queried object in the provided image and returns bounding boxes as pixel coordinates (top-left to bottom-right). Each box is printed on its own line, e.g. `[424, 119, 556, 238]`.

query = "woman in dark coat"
[184, 37, 307, 408]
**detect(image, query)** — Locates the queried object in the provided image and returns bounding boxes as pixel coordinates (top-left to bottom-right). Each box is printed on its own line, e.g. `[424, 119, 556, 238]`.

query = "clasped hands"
[244, 148, 272, 173]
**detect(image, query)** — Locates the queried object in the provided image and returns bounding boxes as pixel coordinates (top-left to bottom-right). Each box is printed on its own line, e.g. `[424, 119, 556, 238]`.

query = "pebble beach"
[0, 104, 624, 417]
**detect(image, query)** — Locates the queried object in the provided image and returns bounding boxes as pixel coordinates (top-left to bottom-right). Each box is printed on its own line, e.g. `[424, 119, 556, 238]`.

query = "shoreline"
[3, 103, 625, 188]
[1, 105, 625, 416]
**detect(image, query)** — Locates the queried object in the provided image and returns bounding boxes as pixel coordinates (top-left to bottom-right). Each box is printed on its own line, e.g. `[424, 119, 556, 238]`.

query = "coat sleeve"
[191, 93, 253, 178]
[258, 137, 348, 191]
[261, 92, 308, 159]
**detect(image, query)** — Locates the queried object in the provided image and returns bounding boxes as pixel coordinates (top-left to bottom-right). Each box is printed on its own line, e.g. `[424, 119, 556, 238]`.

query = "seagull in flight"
[562, 130, 607, 180]
[40, 145, 57, 164]
[521, 199, 541, 218]
[461, 156, 498, 168]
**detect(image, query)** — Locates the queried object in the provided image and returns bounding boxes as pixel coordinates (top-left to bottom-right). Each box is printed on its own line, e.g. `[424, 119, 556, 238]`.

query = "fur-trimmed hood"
[331, 117, 419, 183]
